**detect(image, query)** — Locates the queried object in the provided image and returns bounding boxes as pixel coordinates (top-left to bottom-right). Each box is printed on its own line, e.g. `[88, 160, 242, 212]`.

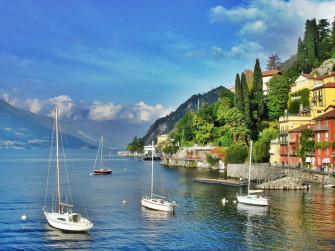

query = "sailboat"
[236, 141, 270, 206]
[42, 107, 93, 232]
[93, 135, 112, 174]
[141, 141, 177, 212]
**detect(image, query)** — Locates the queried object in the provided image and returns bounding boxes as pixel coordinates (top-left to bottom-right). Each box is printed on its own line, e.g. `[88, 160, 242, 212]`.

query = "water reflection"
[236, 203, 269, 217]
[141, 206, 175, 222]
[43, 224, 92, 249]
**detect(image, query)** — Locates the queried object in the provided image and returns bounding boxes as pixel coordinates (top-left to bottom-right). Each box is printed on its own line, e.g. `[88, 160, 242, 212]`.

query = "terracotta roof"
[262, 70, 283, 77]
[289, 124, 313, 133]
[325, 105, 335, 112]
[301, 73, 322, 80]
[311, 82, 335, 91]
[312, 109, 335, 120]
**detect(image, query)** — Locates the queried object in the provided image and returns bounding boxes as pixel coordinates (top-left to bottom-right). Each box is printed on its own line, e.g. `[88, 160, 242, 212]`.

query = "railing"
[312, 125, 328, 131]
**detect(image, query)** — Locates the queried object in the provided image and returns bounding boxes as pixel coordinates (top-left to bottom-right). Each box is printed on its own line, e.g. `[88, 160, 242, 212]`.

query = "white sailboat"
[141, 141, 177, 212]
[42, 107, 93, 232]
[237, 141, 270, 206]
[93, 135, 112, 174]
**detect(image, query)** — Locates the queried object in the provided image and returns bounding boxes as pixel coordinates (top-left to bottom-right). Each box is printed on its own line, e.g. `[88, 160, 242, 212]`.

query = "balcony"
[318, 95, 323, 101]
[311, 97, 317, 102]
[312, 125, 328, 131]
[305, 151, 315, 156]
[279, 130, 288, 136]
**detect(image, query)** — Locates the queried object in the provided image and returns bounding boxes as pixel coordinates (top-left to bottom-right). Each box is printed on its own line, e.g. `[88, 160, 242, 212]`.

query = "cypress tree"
[241, 72, 251, 128]
[234, 73, 244, 113]
[252, 59, 264, 121]
[306, 18, 318, 70]
[318, 19, 331, 41]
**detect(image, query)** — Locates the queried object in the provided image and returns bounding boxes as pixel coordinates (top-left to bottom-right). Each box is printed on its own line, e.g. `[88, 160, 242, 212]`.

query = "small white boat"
[141, 141, 177, 212]
[237, 141, 270, 207]
[42, 107, 93, 232]
[93, 135, 112, 175]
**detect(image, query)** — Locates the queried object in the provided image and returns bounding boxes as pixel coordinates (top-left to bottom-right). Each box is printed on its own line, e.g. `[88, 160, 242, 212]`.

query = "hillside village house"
[270, 71, 335, 169]
[230, 69, 282, 95]
[261, 69, 283, 95]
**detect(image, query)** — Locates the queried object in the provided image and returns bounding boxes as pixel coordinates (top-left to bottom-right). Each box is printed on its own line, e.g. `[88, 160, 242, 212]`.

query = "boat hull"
[43, 209, 93, 232]
[93, 168, 112, 174]
[237, 195, 270, 206]
[141, 197, 175, 212]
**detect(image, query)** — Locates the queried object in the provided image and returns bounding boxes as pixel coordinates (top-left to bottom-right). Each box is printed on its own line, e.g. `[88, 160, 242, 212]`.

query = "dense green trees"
[267, 75, 290, 120]
[126, 136, 144, 153]
[284, 17, 335, 84]
[253, 127, 278, 163]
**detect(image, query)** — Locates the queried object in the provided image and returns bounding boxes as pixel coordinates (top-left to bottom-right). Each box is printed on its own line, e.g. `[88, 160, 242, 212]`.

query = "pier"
[193, 178, 246, 187]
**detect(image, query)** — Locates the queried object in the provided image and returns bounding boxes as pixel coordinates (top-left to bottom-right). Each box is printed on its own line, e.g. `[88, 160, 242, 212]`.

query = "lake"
[0, 149, 334, 250]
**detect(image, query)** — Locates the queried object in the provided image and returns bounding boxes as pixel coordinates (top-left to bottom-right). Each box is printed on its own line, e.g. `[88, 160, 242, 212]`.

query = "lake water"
[0, 149, 335, 250]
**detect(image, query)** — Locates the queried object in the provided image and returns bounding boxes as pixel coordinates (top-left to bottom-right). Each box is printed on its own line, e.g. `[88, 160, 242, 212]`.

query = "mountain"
[0, 99, 94, 149]
[142, 86, 226, 144]
[280, 54, 297, 71]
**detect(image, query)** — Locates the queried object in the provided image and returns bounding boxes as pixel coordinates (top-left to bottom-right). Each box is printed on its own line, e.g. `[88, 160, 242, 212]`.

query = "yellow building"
[157, 134, 169, 145]
[270, 71, 335, 164]
[290, 73, 323, 92]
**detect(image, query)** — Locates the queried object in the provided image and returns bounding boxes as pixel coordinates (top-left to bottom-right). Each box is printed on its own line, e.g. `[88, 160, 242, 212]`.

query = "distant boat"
[141, 141, 177, 212]
[42, 107, 93, 232]
[236, 141, 270, 206]
[93, 135, 112, 175]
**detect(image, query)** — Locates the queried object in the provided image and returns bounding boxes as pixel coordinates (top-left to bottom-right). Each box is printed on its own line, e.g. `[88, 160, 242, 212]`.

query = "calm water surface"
[0, 149, 334, 250]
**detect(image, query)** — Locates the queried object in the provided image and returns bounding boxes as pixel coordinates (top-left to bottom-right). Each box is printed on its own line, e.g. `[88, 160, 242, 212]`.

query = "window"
[318, 157, 321, 165]
[325, 132, 329, 140]
[318, 148, 321, 155]
[326, 147, 329, 155]
[317, 133, 321, 142]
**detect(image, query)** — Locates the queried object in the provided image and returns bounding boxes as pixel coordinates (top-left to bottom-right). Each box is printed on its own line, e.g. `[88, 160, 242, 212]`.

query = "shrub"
[206, 154, 220, 166]
[224, 143, 248, 164]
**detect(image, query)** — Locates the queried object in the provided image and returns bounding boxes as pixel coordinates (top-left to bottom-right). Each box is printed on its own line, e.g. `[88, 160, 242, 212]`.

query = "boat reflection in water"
[43, 225, 92, 249]
[237, 203, 269, 217]
[141, 206, 175, 221]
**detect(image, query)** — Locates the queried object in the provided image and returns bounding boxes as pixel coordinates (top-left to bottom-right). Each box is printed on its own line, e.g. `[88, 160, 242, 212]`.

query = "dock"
[193, 178, 246, 187]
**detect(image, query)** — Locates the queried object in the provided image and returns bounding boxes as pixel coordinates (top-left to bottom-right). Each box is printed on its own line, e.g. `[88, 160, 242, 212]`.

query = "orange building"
[312, 105, 335, 171]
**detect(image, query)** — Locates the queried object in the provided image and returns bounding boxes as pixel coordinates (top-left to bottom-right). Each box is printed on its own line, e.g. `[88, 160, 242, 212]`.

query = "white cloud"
[209, 0, 335, 59]
[210, 5, 260, 24]
[87, 102, 122, 121]
[1, 88, 174, 124]
[46, 95, 76, 119]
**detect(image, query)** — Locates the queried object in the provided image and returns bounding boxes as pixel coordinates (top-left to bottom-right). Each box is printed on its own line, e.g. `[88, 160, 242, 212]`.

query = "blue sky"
[0, 0, 334, 124]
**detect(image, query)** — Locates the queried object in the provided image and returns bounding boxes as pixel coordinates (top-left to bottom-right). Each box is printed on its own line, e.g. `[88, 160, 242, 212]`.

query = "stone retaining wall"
[227, 163, 285, 180]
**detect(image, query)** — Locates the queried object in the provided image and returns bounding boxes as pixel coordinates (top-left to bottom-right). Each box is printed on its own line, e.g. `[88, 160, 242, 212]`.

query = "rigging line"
[158, 162, 170, 201]
[59, 124, 73, 207]
[62, 124, 90, 219]
[44, 117, 56, 206]
[93, 136, 102, 170]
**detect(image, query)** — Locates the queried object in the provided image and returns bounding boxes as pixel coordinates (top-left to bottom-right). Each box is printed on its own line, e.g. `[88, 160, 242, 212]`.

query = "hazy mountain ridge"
[142, 86, 225, 144]
[0, 99, 95, 149]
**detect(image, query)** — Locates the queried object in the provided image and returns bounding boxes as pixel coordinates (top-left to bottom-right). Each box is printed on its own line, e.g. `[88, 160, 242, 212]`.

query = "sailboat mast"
[55, 107, 61, 213]
[150, 141, 154, 199]
[101, 135, 103, 168]
[248, 140, 252, 195]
